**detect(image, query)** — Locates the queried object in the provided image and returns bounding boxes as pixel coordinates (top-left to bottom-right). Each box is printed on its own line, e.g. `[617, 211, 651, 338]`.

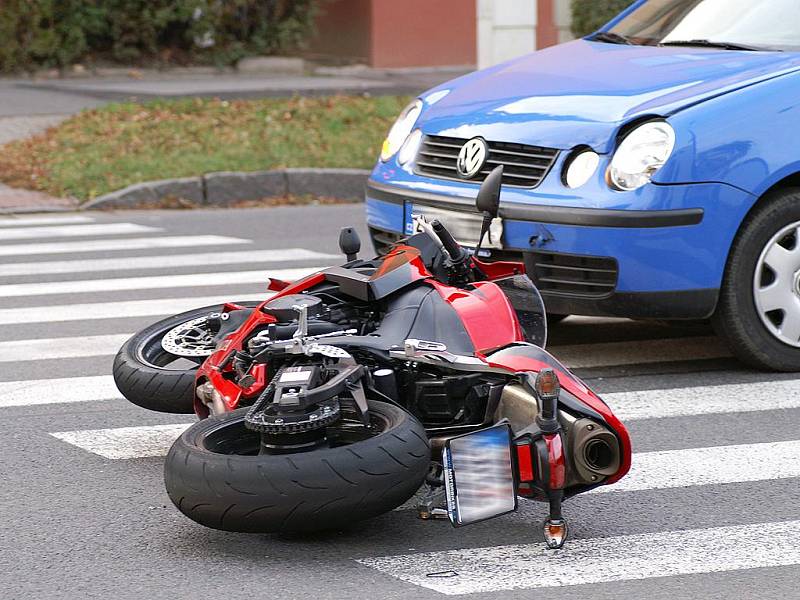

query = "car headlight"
[607, 121, 675, 191]
[398, 129, 423, 165]
[381, 99, 423, 162]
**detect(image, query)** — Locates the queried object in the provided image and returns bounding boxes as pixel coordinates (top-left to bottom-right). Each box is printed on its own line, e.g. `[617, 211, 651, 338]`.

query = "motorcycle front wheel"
[113, 302, 258, 414]
[164, 402, 431, 533]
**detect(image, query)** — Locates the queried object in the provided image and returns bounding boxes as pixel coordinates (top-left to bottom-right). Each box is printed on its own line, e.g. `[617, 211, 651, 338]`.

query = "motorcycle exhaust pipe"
[583, 438, 617, 472]
[569, 418, 621, 483]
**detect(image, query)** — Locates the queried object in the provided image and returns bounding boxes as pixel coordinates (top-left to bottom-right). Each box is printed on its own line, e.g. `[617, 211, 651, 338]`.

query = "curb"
[82, 168, 371, 210]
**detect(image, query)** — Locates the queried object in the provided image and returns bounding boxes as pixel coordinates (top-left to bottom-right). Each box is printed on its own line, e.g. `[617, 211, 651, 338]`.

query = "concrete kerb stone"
[83, 168, 371, 209]
[82, 177, 204, 209]
[204, 170, 288, 205]
[285, 168, 370, 201]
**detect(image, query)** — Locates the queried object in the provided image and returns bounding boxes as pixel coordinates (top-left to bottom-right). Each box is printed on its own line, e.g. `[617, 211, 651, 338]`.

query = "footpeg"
[418, 505, 449, 520]
[416, 479, 447, 521]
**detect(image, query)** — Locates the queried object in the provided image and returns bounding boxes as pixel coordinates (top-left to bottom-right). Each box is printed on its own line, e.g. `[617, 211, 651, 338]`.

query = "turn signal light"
[534, 369, 560, 401]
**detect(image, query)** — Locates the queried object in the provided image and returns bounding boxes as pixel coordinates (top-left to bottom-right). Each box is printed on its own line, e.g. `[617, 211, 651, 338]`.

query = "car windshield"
[598, 0, 799, 52]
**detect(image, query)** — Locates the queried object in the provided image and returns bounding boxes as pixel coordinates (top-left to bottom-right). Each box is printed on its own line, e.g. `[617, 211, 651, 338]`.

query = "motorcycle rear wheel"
[164, 402, 430, 533]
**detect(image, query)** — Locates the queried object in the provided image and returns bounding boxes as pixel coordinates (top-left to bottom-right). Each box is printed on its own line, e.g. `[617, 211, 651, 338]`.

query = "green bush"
[0, 0, 319, 73]
[571, 0, 635, 38]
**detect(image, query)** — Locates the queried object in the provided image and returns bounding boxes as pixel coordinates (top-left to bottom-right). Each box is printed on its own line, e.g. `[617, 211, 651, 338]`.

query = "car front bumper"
[365, 177, 757, 320]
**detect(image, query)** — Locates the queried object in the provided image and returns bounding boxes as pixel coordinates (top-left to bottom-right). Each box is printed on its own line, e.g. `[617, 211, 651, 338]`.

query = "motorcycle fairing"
[485, 344, 632, 485]
[430, 279, 525, 354]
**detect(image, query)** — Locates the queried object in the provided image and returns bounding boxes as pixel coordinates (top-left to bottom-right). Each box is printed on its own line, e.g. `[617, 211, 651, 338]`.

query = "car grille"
[415, 135, 560, 188]
[524, 251, 618, 299]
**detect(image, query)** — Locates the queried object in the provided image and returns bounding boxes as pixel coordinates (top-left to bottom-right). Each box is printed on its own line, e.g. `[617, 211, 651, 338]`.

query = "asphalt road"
[1, 205, 798, 600]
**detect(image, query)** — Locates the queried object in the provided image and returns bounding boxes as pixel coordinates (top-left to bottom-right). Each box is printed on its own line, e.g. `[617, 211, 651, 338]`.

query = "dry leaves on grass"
[0, 95, 410, 200]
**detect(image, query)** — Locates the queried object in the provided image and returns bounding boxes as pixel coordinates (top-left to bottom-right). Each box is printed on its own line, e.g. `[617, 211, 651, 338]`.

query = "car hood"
[419, 40, 800, 153]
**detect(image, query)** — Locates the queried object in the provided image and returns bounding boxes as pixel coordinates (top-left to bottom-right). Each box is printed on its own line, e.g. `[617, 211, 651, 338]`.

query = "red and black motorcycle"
[114, 167, 631, 548]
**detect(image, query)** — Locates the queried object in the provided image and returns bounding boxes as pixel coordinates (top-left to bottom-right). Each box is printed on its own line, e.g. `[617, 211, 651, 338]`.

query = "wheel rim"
[136, 317, 214, 371]
[753, 221, 800, 347]
[201, 410, 391, 456]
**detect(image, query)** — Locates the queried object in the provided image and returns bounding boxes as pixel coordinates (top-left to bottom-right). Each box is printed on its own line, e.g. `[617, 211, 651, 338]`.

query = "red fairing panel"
[483, 351, 632, 485]
[369, 245, 430, 283]
[431, 280, 525, 353]
[472, 258, 526, 280]
[545, 434, 566, 490]
[194, 272, 328, 416]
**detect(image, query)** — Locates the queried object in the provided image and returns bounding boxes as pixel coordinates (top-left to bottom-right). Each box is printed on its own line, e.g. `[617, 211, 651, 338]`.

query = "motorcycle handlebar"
[431, 220, 467, 264]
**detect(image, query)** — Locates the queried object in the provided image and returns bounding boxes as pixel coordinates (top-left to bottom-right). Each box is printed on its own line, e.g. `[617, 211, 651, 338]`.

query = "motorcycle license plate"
[406, 203, 504, 249]
[442, 424, 517, 527]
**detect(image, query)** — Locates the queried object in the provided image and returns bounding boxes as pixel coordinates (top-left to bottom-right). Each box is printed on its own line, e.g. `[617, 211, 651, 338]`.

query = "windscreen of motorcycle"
[493, 275, 547, 348]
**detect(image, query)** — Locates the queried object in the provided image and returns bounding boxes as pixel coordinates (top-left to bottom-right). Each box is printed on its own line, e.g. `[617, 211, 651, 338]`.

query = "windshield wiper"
[589, 31, 634, 45]
[660, 39, 776, 52]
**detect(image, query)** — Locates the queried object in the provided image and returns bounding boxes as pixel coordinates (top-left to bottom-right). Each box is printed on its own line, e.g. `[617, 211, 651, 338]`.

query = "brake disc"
[161, 316, 217, 357]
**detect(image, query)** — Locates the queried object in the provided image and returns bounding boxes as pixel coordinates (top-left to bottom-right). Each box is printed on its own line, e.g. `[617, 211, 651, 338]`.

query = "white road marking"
[594, 439, 800, 494]
[0, 294, 268, 325]
[605, 379, 800, 421]
[0, 235, 249, 257]
[0, 215, 94, 227]
[0, 267, 322, 298]
[393, 438, 800, 512]
[555, 336, 731, 368]
[0, 248, 337, 277]
[0, 334, 130, 362]
[357, 520, 800, 594]
[0, 222, 159, 241]
[51, 424, 192, 459]
[0, 376, 120, 407]
[49, 410, 800, 496]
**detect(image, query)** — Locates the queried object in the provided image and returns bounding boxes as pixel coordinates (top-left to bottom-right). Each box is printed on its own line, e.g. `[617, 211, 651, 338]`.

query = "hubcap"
[753, 222, 800, 347]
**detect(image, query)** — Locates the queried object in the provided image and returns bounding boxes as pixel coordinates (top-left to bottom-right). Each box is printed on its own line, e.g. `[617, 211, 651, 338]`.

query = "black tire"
[713, 189, 800, 371]
[113, 302, 257, 414]
[164, 401, 431, 533]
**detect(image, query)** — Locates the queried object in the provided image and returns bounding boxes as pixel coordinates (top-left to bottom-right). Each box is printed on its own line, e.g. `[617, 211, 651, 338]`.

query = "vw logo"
[456, 137, 488, 179]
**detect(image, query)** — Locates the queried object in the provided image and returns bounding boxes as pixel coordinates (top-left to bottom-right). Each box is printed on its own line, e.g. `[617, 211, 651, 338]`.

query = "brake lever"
[412, 214, 447, 253]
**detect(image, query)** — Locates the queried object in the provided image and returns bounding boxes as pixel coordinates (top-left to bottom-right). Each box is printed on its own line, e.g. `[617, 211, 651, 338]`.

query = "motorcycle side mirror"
[475, 165, 504, 256]
[339, 227, 361, 262]
[476, 165, 503, 218]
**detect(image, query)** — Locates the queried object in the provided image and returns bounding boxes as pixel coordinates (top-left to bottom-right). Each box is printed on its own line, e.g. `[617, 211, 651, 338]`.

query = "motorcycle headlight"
[381, 99, 423, 162]
[607, 121, 675, 191]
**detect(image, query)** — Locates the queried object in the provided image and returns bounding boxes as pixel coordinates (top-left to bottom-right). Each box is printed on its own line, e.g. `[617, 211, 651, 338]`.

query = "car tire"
[713, 188, 800, 371]
[164, 402, 431, 533]
[113, 303, 258, 414]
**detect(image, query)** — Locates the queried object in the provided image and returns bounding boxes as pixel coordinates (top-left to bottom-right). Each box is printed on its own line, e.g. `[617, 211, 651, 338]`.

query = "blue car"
[366, 0, 800, 371]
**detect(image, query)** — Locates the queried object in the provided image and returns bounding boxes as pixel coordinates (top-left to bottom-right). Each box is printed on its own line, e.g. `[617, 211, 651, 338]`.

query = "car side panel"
[658, 70, 800, 196]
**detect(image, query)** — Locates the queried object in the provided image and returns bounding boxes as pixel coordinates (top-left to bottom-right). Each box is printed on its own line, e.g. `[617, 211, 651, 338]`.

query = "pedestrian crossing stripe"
[0, 248, 337, 277]
[0, 334, 131, 362]
[0, 222, 159, 241]
[0, 215, 95, 227]
[0, 235, 250, 257]
[7, 374, 800, 418]
[0, 294, 268, 325]
[0, 266, 322, 298]
[356, 520, 800, 594]
[51, 423, 193, 460]
[0, 376, 120, 407]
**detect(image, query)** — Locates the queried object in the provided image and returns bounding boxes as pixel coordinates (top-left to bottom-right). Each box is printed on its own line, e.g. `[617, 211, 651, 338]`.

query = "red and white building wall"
[310, 0, 574, 69]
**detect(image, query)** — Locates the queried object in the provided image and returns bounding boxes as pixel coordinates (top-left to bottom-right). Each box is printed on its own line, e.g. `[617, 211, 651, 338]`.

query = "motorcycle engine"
[252, 294, 344, 343]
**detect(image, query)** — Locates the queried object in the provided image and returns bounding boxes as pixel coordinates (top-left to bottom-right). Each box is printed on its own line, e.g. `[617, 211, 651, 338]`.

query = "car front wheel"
[714, 188, 800, 371]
